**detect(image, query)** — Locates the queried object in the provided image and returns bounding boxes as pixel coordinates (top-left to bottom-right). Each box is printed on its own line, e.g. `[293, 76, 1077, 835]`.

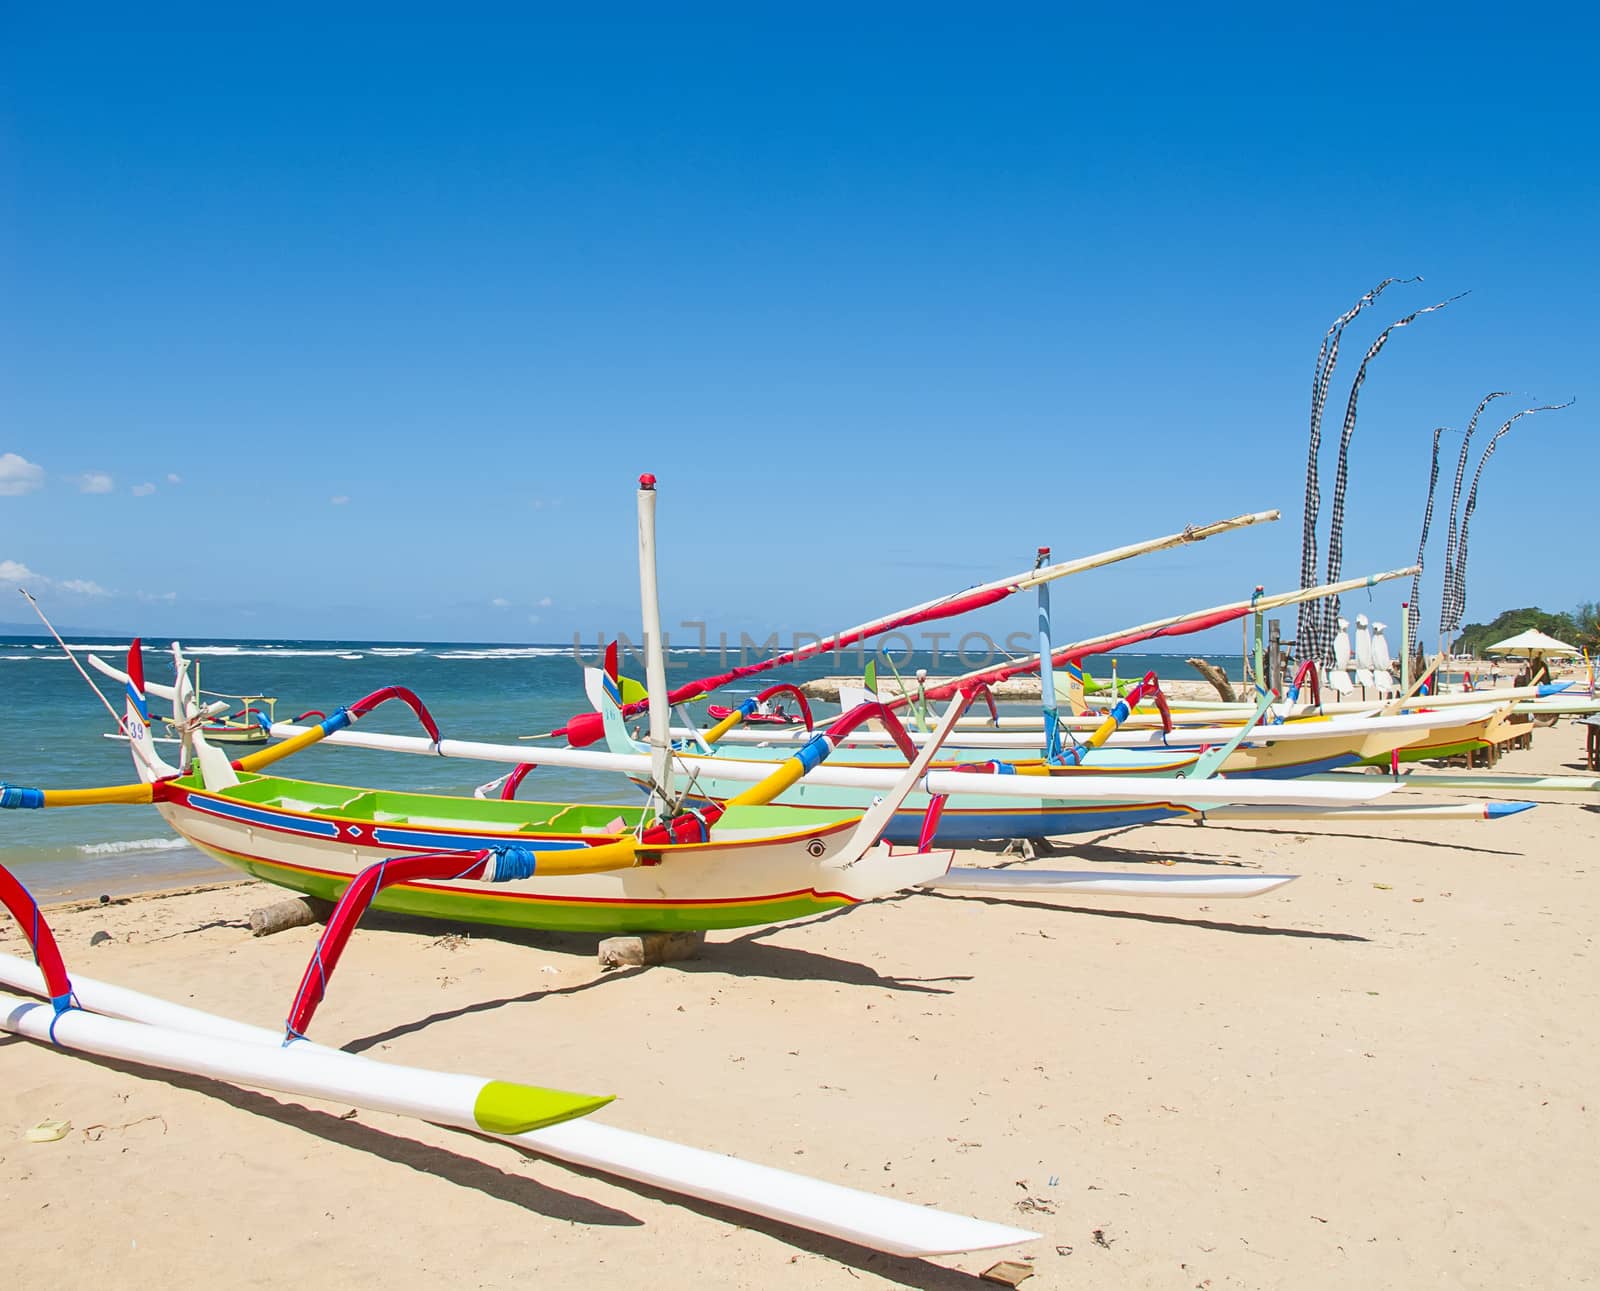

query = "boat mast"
[636, 473, 675, 817]
[1035, 547, 1063, 763]
[1251, 586, 1265, 696]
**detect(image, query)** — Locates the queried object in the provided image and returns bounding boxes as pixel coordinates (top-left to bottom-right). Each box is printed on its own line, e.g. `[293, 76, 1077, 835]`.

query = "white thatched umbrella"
[1486, 628, 1579, 656]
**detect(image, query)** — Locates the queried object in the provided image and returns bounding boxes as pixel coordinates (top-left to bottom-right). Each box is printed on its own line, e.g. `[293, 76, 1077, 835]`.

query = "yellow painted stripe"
[726, 757, 806, 807]
[40, 783, 155, 807]
[525, 837, 641, 876]
[232, 724, 330, 773]
[701, 708, 746, 744]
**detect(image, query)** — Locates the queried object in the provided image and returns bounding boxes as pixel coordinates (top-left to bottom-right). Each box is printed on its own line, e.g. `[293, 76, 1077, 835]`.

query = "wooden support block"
[598, 930, 705, 969]
[249, 896, 334, 937]
[1000, 836, 1055, 860]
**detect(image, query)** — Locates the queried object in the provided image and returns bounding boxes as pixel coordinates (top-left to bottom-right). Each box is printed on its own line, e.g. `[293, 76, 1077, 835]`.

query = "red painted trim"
[0, 863, 72, 1002]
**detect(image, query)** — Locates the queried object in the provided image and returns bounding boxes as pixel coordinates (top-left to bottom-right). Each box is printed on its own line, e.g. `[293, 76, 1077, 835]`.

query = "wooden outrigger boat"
[160, 689, 326, 747]
[13, 479, 985, 935]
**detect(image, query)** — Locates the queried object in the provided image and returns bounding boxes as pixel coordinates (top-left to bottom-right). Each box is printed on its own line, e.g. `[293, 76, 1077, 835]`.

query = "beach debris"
[431, 933, 470, 952]
[979, 1260, 1035, 1286]
[1092, 1227, 1114, 1249]
[249, 897, 331, 938]
[1186, 658, 1236, 702]
[1372, 883, 1393, 891]
[88, 931, 112, 946]
[1015, 1196, 1057, 1215]
[81, 1114, 167, 1141]
[1055, 1244, 1073, 1256]
[26, 1119, 71, 1143]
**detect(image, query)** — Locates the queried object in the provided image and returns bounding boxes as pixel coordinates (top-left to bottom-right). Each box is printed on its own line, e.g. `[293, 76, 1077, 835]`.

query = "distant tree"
[1454, 606, 1581, 657]
[1573, 602, 1600, 653]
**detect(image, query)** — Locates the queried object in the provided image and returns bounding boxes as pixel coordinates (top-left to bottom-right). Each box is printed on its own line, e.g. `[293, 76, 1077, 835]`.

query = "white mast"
[636, 473, 675, 816]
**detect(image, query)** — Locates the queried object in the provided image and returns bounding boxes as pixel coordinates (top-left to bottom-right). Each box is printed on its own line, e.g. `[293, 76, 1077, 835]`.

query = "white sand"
[2, 722, 1596, 1288]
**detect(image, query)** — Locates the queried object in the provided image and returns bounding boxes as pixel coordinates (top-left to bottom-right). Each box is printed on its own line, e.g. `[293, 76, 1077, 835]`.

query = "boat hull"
[154, 780, 939, 934]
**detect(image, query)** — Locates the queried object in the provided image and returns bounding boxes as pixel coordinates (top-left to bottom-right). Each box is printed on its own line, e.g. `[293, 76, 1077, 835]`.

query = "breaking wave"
[75, 837, 193, 856]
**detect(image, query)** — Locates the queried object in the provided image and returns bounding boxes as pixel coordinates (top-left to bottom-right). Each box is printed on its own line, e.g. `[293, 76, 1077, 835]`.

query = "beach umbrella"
[1486, 628, 1578, 656]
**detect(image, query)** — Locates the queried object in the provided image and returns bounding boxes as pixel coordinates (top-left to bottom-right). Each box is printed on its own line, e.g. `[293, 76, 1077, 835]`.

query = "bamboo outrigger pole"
[550, 508, 1281, 745]
[907, 565, 1421, 708]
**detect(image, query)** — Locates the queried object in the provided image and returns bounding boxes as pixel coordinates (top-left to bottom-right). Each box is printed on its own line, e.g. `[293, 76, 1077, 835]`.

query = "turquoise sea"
[0, 635, 1235, 900]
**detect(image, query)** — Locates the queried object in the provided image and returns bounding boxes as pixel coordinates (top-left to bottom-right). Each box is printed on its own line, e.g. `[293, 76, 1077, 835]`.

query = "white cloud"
[330, 494, 350, 505]
[131, 482, 157, 497]
[538, 596, 553, 608]
[0, 558, 40, 581]
[0, 454, 45, 496]
[138, 590, 178, 603]
[58, 578, 110, 596]
[491, 597, 511, 608]
[77, 471, 114, 494]
[166, 473, 182, 485]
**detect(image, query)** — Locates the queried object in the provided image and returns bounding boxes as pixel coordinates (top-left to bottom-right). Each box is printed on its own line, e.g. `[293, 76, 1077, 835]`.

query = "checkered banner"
[1319, 293, 1464, 647]
[1297, 277, 1417, 662]
[1406, 427, 1447, 653]
[1444, 399, 1575, 635]
[1438, 392, 1508, 639]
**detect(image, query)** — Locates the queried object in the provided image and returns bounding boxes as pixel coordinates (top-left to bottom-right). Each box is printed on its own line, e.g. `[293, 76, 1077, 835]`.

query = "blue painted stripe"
[125, 682, 150, 724]
[370, 826, 588, 852]
[192, 797, 341, 837]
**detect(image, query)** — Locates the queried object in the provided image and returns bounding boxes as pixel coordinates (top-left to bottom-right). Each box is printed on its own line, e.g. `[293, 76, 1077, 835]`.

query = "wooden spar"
[1379, 651, 1445, 716]
[636, 474, 674, 814]
[254, 720, 1399, 806]
[558, 509, 1282, 739]
[907, 565, 1420, 708]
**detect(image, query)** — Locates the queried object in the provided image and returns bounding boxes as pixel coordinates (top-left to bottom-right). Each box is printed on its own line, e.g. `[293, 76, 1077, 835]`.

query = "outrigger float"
[0, 876, 1036, 1256]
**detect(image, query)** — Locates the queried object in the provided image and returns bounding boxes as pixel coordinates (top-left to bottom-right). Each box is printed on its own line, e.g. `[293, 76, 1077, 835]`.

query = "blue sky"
[2, 6, 1594, 647]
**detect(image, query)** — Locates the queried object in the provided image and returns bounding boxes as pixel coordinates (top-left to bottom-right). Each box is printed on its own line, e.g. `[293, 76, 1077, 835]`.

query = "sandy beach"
[3, 720, 1596, 1289]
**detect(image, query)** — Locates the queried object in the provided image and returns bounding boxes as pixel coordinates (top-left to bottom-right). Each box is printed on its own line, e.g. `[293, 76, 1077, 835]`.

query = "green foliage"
[1572, 602, 1600, 653]
[1454, 606, 1583, 657]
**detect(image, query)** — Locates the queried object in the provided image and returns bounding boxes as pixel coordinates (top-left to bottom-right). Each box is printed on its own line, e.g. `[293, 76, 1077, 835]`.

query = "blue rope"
[796, 735, 832, 772]
[485, 846, 539, 882]
[0, 783, 46, 809]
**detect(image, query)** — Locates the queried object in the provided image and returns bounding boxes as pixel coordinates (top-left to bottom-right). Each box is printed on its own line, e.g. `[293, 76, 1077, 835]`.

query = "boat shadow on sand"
[1140, 821, 1522, 857]
[338, 909, 971, 1058]
[13, 1045, 998, 1289]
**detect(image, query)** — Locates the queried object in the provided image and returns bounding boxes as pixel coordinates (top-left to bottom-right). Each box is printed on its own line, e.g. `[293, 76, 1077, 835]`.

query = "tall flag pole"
[1406, 427, 1447, 659]
[1319, 292, 1463, 641]
[1444, 400, 1574, 636]
[1438, 391, 1509, 643]
[1297, 277, 1417, 665]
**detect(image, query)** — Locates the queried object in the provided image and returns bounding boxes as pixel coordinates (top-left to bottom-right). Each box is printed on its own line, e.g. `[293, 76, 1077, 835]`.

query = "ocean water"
[0, 635, 1234, 898]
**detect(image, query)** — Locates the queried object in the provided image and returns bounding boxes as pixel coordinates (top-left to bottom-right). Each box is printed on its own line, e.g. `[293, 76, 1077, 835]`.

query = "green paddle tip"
[473, 1079, 615, 1134]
